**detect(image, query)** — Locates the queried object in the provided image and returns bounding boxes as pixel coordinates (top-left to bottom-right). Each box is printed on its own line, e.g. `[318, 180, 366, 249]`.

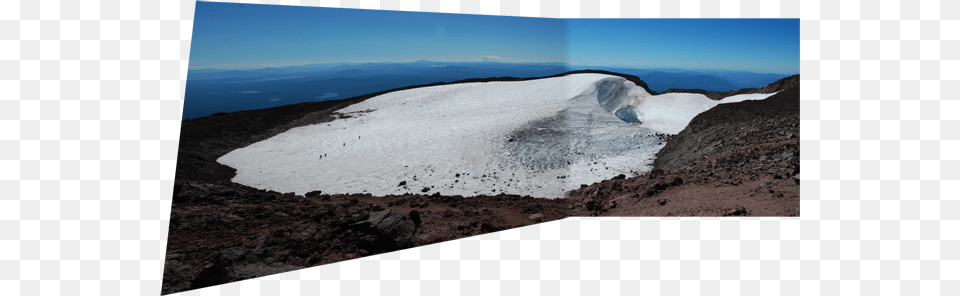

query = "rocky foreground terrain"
[163, 73, 799, 294]
[567, 86, 800, 216]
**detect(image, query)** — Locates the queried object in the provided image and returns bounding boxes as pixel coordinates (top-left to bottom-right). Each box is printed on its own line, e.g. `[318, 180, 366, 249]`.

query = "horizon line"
[188, 59, 567, 71]
[188, 60, 796, 76]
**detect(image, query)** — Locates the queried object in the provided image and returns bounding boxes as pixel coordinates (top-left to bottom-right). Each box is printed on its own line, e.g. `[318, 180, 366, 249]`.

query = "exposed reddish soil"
[162, 72, 799, 294]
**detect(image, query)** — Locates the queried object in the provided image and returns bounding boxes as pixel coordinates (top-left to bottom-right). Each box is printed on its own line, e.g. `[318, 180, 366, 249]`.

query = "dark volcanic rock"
[161, 180, 572, 294]
[366, 210, 415, 249]
[161, 254, 193, 294]
[724, 206, 748, 216]
[189, 248, 301, 291]
[408, 210, 422, 228]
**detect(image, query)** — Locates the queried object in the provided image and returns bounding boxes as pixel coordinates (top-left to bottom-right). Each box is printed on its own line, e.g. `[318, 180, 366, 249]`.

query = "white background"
[4, 0, 957, 295]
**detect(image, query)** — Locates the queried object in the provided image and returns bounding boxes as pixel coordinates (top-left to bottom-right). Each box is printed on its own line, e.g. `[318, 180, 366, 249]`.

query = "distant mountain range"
[187, 60, 569, 80]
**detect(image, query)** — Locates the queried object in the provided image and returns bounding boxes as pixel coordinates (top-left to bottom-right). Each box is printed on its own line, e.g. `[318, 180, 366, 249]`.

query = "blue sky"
[189, 2, 566, 69]
[567, 19, 799, 74]
[189, 2, 798, 74]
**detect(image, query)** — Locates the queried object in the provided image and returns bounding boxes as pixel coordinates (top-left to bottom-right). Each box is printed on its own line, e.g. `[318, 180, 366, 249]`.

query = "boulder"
[527, 213, 544, 222]
[408, 210, 422, 228]
[366, 210, 415, 249]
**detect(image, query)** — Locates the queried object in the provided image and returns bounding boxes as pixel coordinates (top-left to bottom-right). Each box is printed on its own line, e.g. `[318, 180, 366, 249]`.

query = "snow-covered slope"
[218, 73, 776, 198]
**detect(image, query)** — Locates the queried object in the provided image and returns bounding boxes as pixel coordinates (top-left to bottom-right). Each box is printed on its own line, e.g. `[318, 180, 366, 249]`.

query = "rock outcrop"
[661, 74, 799, 100]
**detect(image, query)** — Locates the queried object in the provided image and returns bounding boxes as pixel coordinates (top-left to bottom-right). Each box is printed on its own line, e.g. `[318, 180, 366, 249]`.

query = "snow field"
[633, 91, 779, 134]
[218, 74, 777, 198]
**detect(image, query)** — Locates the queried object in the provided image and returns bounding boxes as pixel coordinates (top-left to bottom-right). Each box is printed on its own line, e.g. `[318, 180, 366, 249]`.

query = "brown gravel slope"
[566, 87, 800, 217]
[163, 181, 574, 294]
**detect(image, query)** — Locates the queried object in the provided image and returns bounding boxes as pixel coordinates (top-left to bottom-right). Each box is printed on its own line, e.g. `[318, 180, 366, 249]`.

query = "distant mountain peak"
[480, 55, 510, 62]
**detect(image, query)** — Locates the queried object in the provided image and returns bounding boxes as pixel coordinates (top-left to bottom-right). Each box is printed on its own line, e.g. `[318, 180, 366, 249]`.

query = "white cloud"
[479, 55, 511, 62]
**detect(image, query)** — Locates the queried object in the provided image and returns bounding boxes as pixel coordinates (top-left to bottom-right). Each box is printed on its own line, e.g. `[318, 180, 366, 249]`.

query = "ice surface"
[218, 74, 777, 198]
[631, 91, 778, 134]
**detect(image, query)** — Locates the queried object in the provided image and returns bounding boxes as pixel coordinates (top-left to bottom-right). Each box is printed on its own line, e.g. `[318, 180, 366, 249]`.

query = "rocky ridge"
[661, 74, 799, 100]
